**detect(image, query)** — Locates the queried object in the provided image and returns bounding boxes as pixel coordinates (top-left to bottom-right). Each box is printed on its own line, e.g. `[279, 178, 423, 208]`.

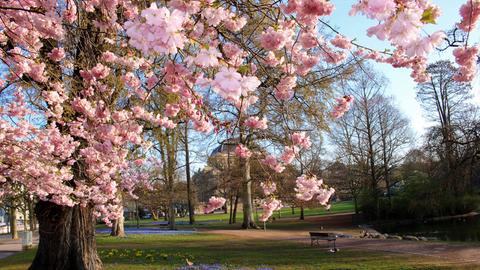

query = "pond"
[374, 215, 480, 242]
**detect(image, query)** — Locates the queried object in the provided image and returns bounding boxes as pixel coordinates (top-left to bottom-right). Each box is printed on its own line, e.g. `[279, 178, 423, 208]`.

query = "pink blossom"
[193, 48, 221, 67]
[264, 51, 284, 67]
[193, 119, 212, 133]
[355, 0, 396, 20]
[223, 43, 246, 65]
[125, 3, 187, 55]
[262, 155, 285, 173]
[291, 132, 311, 149]
[294, 174, 323, 201]
[48, 48, 66, 61]
[202, 7, 230, 27]
[458, 0, 480, 32]
[101, 51, 118, 63]
[389, 10, 422, 47]
[204, 196, 226, 214]
[280, 146, 297, 164]
[317, 187, 335, 206]
[235, 144, 252, 159]
[299, 0, 334, 17]
[406, 31, 446, 58]
[241, 76, 261, 95]
[29, 63, 47, 83]
[91, 63, 111, 79]
[63, 0, 77, 23]
[330, 35, 352, 50]
[453, 46, 479, 82]
[299, 30, 319, 49]
[224, 16, 248, 32]
[165, 104, 181, 117]
[123, 72, 141, 89]
[213, 67, 242, 101]
[259, 198, 283, 222]
[332, 95, 354, 118]
[244, 116, 268, 130]
[281, 0, 299, 14]
[275, 76, 296, 101]
[259, 27, 292, 51]
[297, 0, 335, 24]
[260, 182, 277, 196]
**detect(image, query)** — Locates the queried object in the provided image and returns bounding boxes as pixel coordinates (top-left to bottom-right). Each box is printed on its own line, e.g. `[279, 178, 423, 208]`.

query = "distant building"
[193, 138, 240, 203]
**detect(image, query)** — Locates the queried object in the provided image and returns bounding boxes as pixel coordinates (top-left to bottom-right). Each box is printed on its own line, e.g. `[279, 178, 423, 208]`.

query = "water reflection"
[375, 215, 480, 242]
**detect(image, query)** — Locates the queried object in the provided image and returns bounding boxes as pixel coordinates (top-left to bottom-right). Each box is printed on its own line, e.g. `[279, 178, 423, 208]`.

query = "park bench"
[309, 232, 339, 252]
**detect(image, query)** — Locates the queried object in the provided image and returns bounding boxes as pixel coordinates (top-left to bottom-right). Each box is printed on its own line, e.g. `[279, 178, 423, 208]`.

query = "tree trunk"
[241, 158, 258, 229]
[10, 207, 18, 240]
[229, 195, 234, 224]
[291, 206, 295, 215]
[233, 193, 239, 224]
[168, 203, 176, 230]
[29, 201, 101, 270]
[110, 213, 126, 237]
[29, 201, 36, 231]
[354, 197, 359, 214]
[23, 207, 29, 232]
[184, 124, 195, 225]
[299, 206, 304, 220]
[110, 194, 126, 237]
[135, 201, 140, 229]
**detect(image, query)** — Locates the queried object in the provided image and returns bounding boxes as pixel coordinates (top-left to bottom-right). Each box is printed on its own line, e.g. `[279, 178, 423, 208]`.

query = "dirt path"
[203, 214, 480, 266]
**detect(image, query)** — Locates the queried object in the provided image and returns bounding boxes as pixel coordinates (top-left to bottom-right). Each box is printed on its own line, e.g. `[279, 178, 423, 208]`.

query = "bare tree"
[330, 66, 411, 218]
[417, 60, 478, 194]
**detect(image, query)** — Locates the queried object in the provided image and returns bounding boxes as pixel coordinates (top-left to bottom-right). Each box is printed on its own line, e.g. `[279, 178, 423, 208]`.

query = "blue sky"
[327, 0, 480, 138]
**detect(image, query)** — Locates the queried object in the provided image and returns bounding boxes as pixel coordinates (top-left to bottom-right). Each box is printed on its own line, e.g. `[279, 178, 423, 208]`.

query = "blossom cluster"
[295, 175, 335, 208]
[204, 196, 227, 214]
[332, 95, 355, 118]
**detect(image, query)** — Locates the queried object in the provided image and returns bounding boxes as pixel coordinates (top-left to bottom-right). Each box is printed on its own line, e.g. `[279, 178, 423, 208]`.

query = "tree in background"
[418, 60, 478, 195]
[330, 66, 412, 219]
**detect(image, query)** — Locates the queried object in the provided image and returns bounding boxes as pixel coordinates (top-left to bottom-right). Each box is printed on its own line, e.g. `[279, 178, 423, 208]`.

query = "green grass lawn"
[0, 234, 475, 270]
[113, 201, 355, 229]
[1, 233, 475, 270]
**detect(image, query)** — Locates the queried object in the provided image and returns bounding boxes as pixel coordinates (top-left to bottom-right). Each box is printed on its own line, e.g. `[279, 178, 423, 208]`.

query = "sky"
[327, 0, 480, 139]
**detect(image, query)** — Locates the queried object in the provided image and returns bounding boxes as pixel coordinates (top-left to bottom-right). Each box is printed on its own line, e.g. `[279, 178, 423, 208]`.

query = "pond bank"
[372, 212, 480, 242]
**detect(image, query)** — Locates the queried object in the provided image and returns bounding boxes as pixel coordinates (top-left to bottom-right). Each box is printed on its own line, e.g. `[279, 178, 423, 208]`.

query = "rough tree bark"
[29, 201, 101, 270]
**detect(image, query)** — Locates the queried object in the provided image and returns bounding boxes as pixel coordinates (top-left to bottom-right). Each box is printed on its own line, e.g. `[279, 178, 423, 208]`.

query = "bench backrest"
[309, 232, 335, 237]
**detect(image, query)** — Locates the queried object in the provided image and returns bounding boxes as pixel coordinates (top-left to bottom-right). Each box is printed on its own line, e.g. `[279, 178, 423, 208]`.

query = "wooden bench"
[309, 232, 338, 252]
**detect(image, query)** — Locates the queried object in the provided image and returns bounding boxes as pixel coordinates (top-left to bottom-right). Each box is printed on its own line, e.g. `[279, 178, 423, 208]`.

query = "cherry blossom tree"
[0, 0, 478, 269]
